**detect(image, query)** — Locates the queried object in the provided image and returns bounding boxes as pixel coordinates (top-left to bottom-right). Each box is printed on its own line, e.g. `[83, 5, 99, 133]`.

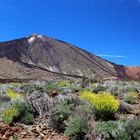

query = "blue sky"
[0, 0, 140, 66]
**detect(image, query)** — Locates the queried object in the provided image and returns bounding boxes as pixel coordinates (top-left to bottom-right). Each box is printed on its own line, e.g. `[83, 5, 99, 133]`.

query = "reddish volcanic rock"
[122, 66, 140, 80]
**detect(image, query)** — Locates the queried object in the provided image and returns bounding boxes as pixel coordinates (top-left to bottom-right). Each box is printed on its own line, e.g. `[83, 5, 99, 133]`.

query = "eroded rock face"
[27, 91, 77, 126]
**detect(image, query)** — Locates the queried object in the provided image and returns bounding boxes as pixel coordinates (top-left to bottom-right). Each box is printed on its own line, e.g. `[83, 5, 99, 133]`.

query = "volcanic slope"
[0, 34, 139, 81]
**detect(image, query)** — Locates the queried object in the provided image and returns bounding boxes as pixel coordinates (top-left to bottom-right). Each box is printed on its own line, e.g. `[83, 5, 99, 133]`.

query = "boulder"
[119, 100, 138, 114]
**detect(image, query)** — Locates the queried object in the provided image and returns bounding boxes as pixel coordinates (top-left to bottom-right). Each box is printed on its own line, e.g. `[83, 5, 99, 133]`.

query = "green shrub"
[13, 101, 36, 124]
[92, 83, 97, 88]
[1, 107, 18, 124]
[96, 121, 128, 140]
[45, 81, 72, 95]
[21, 84, 43, 93]
[127, 87, 138, 93]
[12, 134, 19, 140]
[0, 100, 4, 106]
[55, 81, 71, 87]
[1, 101, 36, 125]
[96, 120, 140, 140]
[45, 82, 57, 91]
[9, 82, 20, 87]
[75, 104, 93, 115]
[52, 101, 73, 121]
[51, 101, 73, 131]
[124, 92, 138, 104]
[13, 101, 35, 114]
[71, 103, 94, 123]
[45, 82, 64, 94]
[21, 113, 34, 125]
[125, 120, 140, 140]
[65, 117, 88, 140]
[80, 91, 120, 120]
[92, 85, 107, 93]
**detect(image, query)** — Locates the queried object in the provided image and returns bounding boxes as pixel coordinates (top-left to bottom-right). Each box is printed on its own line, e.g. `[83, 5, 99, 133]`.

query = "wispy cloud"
[96, 54, 127, 58]
[120, 0, 140, 4]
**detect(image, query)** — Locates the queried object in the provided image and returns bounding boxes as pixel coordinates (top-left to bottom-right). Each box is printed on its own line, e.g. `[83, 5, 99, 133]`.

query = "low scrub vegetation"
[124, 91, 138, 104]
[51, 101, 73, 131]
[96, 120, 140, 140]
[1, 107, 18, 124]
[0, 80, 140, 139]
[0, 100, 36, 124]
[65, 117, 88, 140]
[6, 89, 21, 100]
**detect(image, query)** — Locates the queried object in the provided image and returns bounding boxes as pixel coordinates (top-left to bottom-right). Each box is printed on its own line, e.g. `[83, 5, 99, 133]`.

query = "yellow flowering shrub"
[80, 91, 120, 120]
[80, 91, 96, 105]
[1, 107, 18, 124]
[93, 93, 119, 119]
[6, 89, 21, 100]
[55, 81, 71, 87]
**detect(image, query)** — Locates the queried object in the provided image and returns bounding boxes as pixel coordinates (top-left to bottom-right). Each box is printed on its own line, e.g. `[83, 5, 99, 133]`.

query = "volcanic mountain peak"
[0, 34, 140, 81]
[28, 34, 43, 44]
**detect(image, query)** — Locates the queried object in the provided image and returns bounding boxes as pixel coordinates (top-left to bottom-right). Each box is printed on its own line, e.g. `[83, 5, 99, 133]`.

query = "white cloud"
[96, 54, 127, 58]
[120, 0, 140, 4]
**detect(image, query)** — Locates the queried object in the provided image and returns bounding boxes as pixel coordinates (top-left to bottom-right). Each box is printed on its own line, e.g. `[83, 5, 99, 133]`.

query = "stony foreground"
[0, 122, 68, 140]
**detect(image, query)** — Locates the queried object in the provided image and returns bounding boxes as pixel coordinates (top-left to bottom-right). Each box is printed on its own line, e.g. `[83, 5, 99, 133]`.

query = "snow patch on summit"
[28, 36, 36, 44]
[28, 34, 43, 44]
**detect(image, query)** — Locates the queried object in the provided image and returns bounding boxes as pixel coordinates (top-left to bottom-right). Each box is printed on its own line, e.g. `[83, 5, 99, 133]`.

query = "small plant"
[6, 89, 21, 100]
[1, 107, 18, 124]
[12, 101, 36, 124]
[21, 113, 34, 125]
[21, 84, 43, 93]
[92, 83, 97, 88]
[12, 134, 19, 140]
[65, 117, 88, 140]
[51, 101, 73, 131]
[1, 100, 36, 125]
[55, 81, 71, 87]
[75, 104, 93, 115]
[52, 101, 73, 121]
[96, 121, 128, 140]
[0, 100, 4, 106]
[92, 84, 107, 93]
[13, 101, 35, 114]
[96, 120, 140, 140]
[10, 82, 20, 87]
[45, 82, 57, 91]
[127, 87, 138, 93]
[124, 92, 138, 104]
[71, 103, 94, 124]
[125, 120, 140, 140]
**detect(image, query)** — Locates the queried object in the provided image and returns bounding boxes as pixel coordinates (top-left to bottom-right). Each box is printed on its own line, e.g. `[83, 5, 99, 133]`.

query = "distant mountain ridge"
[0, 34, 140, 81]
